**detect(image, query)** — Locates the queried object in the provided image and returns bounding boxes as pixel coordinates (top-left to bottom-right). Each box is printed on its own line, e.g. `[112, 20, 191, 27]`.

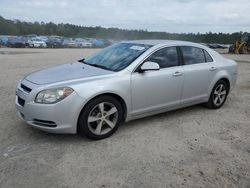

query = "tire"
[205, 80, 229, 109]
[78, 96, 123, 140]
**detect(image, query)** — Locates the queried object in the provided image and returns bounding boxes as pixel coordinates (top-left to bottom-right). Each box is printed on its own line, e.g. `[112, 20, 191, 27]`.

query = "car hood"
[25, 62, 114, 85]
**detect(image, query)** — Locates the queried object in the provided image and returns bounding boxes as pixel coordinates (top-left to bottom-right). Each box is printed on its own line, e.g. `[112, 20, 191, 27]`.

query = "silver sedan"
[15, 40, 237, 139]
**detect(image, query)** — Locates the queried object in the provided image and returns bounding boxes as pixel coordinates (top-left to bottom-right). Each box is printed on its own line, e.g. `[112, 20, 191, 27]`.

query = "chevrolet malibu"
[16, 40, 237, 139]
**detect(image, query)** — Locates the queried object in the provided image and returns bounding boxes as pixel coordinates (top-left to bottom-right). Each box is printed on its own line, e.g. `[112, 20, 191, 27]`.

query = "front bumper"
[15, 79, 85, 134]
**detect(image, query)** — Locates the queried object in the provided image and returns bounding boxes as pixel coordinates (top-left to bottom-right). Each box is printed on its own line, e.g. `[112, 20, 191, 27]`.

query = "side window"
[181, 46, 206, 65]
[145, 47, 179, 68]
[204, 50, 213, 62]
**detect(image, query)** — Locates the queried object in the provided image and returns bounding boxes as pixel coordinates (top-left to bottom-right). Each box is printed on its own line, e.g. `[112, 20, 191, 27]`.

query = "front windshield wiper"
[78, 58, 112, 71]
[78, 58, 86, 63]
[88, 63, 112, 71]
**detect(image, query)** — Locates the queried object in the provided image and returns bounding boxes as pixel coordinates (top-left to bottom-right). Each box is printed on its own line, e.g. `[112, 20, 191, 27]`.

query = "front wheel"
[78, 96, 123, 140]
[205, 80, 229, 109]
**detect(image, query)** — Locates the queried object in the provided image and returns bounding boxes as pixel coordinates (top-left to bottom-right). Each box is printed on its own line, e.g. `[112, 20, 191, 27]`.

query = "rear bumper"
[231, 73, 237, 92]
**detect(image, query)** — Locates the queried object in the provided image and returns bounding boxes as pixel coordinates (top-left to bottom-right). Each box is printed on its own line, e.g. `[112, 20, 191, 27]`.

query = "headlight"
[35, 87, 74, 104]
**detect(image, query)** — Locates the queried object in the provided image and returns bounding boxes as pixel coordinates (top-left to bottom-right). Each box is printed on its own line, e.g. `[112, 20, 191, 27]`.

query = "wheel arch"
[208, 70, 232, 96]
[77, 92, 128, 132]
[220, 77, 230, 91]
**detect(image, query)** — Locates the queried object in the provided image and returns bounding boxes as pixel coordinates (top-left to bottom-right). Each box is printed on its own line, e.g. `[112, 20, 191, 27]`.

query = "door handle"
[209, 67, 217, 71]
[172, 71, 183, 77]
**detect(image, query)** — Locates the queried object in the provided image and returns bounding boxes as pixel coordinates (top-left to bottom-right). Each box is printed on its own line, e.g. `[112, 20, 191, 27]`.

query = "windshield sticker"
[130, 45, 145, 51]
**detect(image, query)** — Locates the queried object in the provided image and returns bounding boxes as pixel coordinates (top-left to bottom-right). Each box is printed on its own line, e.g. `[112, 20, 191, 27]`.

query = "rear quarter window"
[204, 50, 213, 62]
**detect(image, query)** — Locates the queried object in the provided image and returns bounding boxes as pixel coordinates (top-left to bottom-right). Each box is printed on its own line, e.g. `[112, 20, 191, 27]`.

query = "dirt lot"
[0, 48, 249, 188]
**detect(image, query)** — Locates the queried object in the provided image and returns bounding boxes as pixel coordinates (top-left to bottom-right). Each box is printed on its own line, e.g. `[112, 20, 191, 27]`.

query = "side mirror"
[139, 61, 160, 72]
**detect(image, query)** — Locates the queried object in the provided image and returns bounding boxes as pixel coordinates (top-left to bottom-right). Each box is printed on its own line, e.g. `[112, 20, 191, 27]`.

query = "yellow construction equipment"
[229, 36, 250, 54]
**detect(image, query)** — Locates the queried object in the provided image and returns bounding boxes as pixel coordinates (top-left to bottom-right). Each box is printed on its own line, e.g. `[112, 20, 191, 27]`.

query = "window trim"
[133, 46, 182, 73]
[177, 46, 184, 65]
[202, 50, 207, 62]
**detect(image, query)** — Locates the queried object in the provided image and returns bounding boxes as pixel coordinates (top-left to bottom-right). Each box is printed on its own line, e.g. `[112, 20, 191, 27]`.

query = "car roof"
[123, 39, 204, 48]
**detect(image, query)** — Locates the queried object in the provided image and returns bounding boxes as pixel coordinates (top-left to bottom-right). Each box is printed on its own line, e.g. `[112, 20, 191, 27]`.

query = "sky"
[0, 0, 250, 33]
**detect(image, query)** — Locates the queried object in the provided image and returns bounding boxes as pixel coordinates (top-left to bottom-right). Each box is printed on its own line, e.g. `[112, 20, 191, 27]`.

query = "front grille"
[17, 96, 25, 106]
[21, 84, 32, 93]
[33, 119, 57, 127]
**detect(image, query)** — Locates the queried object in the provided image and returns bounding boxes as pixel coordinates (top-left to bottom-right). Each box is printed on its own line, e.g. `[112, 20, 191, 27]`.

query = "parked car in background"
[90, 38, 105, 47]
[208, 43, 228, 49]
[37, 36, 49, 43]
[102, 39, 112, 47]
[1, 34, 113, 48]
[0, 35, 9, 46]
[46, 36, 63, 48]
[7, 36, 26, 48]
[75, 38, 93, 48]
[27, 38, 47, 48]
[15, 40, 237, 140]
[62, 38, 78, 48]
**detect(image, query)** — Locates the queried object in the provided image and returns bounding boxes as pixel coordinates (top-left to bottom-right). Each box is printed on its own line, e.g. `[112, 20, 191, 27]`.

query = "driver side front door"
[131, 46, 184, 116]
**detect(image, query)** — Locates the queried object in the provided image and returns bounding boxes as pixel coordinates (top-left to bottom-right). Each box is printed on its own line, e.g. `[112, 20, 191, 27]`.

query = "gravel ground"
[0, 48, 249, 188]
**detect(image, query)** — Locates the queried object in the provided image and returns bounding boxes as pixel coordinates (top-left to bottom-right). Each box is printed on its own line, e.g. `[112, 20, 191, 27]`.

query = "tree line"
[0, 16, 249, 44]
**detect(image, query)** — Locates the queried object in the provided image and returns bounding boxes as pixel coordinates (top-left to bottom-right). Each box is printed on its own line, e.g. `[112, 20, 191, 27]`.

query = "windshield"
[84, 43, 152, 71]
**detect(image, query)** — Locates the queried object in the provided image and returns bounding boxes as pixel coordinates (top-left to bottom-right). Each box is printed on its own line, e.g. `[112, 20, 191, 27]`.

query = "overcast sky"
[0, 0, 249, 33]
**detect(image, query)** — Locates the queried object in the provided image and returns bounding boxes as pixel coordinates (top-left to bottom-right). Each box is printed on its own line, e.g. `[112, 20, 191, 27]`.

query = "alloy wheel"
[87, 102, 118, 135]
[213, 84, 227, 106]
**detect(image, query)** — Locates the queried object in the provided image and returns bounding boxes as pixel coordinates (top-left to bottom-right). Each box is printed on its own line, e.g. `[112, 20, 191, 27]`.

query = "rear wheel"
[78, 96, 123, 140]
[205, 80, 229, 109]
